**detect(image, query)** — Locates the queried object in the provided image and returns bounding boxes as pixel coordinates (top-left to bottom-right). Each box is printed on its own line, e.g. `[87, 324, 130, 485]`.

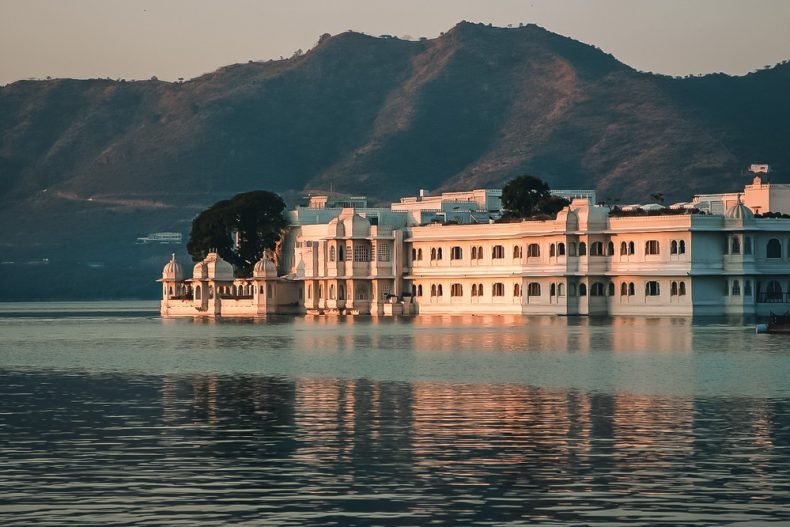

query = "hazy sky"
[2, 0, 789, 85]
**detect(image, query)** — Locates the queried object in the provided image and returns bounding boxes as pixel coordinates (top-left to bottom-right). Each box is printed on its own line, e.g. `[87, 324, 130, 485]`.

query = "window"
[590, 241, 604, 256]
[513, 245, 522, 259]
[437, 284, 443, 296]
[477, 246, 483, 259]
[339, 246, 345, 261]
[450, 246, 463, 260]
[417, 284, 423, 297]
[579, 242, 587, 256]
[550, 244, 556, 257]
[629, 282, 635, 296]
[645, 240, 660, 255]
[353, 244, 370, 262]
[318, 285, 323, 299]
[628, 241, 635, 255]
[514, 283, 522, 297]
[744, 280, 751, 296]
[477, 283, 484, 296]
[645, 281, 661, 296]
[307, 285, 312, 299]
[527, 283, 541, 297]
[679, 240, 686, 254]
[620, 241, 628, 256]
[377, 243, 391, 262]
[339, 284, 346, 300]
[558, 283, 565, 296]
[527, 244, 540, 257]
[329, 246, 336, 262]
[431, 248, 437, 261]
[550, 283, 556, 297]
[451, 283, 463, 297]
[471, 284, 478, 297]
[671, 281, 678, 296]
[767, 238, 782, 258]
[608, 282, 615, 296]
[679, 282, 686, 296]
[579, 283, 587, 296]
[492, 245, 505, 259]
[411, 248, 416, 261]
[412, 285, 417, 296]
[620, 282, 628, 296]
[329, 284, 335, 300]
[471, 246, 477, 260]
[591, 282, 605, 296]
[766, 280, 783, 300]
[437, 248, 443, 260]
[558, 243, 566, 256]
[744, 237, 751, 255]
[671, 240, 678, 255]
[417, 248, 423, 260]
[731, 236, 741, 255]
[431, 284, 437, 297]
[493, 283, 505, 297]
[607, 241, 615, 256]
[732, 280, 741, 296]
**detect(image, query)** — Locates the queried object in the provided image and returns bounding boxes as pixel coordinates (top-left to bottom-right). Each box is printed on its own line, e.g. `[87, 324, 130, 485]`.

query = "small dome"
[725, 199, 754, 221]
[203, 251, 234, 280]
[253, 254, 277, 278]
[162, 253, 184, 281]
[193, 261, 207, 280]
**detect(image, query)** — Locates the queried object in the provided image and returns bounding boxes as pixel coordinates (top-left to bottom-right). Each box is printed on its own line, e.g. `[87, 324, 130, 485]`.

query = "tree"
[501, 175, 568, 218]
[187, 190, 287, 276]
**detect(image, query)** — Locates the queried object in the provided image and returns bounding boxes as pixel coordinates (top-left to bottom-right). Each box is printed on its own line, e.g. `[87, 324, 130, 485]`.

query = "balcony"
[757, 292, 790, 304]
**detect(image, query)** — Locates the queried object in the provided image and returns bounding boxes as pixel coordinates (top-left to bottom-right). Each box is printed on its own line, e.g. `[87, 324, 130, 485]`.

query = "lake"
[1, 302, 789, 526]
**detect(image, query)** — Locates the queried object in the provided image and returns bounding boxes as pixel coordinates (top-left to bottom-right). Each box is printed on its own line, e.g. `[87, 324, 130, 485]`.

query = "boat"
[756, 312, 790, 334]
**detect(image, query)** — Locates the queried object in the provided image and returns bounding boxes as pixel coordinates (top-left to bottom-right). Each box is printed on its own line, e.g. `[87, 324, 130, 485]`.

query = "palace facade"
[160, 171, 790, 318]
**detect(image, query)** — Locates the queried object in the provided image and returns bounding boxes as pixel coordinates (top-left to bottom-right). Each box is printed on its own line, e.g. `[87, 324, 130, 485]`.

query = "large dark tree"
[501, 175, 569, 218]
[187, 190, 287, 276]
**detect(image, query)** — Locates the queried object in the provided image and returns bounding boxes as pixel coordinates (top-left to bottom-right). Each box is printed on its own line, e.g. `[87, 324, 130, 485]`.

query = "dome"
[253, 253, 277, 278]
[193, 261, 207, 280]
[203, 251, 234, 280]
[161, 253, 184, 281]
[724, 202, 754, 221]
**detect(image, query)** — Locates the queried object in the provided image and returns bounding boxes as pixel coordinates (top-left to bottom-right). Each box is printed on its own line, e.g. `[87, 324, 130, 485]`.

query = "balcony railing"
[757, 292, 790, 304]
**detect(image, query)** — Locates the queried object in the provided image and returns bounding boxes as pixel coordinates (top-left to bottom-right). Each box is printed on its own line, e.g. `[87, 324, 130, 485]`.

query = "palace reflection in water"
[3, 367, 788, 526]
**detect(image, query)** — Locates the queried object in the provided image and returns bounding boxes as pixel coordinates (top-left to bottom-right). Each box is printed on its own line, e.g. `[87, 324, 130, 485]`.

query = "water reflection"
[2, 370, 789, 525]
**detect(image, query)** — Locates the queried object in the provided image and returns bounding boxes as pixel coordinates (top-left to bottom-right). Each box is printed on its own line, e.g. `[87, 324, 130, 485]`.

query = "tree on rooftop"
[187, 190, 287, 276]
[501, 175, 568, 218]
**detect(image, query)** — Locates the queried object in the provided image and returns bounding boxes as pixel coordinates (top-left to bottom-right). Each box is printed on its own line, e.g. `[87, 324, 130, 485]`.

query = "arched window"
[557, 283, 565, 296]
[168, 286, 173, 297]
[471, 246, 477, 260]
[679, 282, 687, 296]
[451, 246, 463, 260]
[731, 236, 741, 255]
[513, 245, 522, 259]
[591, 282, 605, 296]
[679, 240, 686, 254]
[412, 285, 417, 297]
[208, 286, 214, 299]
[579, 283, 587, 296]
[477, 283, 484, 296]
[620, 241, 628, 256]
[671, 281, 678, 296]
[607, 241, 615, 256]
[417, 248, 422, 261]
[514, 283, 522, 297]
[645, 240, 660, 255]
[766, 280, 782, 300]
[437, 248, 443, 260]
[471, 284, 478, 297]
[671, 240, 678, 254]
[767, 238, 782, 258]
[608, 282, 615, 296]
[437, 284, 443, 296]
[493, 283, 505, 297]
[732, 280, 741, 296]
[743, 237, 751, 255]
[338, 246, 345, 261]
[330, 246, 336, 262]
[527, 283, 541, 297]
[411, 248, 416, 262]
[629, 241, 635, 255]
[329, 284, 335, 300]
[259, 285, 265, 295]
[431, 248, 437, 261]
[417, 285, 423, 297]
[620, 282, 628, 296]
[628, 282, 635, 296]
[339, 284, 345, 300]
[550, 244, 556, 257]
[451, 283, 463, 297]
[431, 284, 437, 297]
[645, 281, 660, 296]
[590, 241, 604, 256]
[493, 245, 505, 259]
[477, 246, 483, 259]
[527, 244, 540, 257]
[558, 243, 566, 256]
[195, 285, 202, 300]
[578, 242, 587, 256]
[550, 283, 556, 297]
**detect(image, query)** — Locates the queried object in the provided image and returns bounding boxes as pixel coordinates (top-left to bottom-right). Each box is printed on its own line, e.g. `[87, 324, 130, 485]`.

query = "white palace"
[160, 166, 790, 318]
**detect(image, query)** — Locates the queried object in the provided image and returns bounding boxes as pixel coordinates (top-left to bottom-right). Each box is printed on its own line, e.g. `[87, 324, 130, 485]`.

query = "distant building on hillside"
[692, 164, 790, 216]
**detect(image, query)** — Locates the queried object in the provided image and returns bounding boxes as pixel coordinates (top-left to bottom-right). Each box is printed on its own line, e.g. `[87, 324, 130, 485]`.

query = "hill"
[1, 21, 788, 299]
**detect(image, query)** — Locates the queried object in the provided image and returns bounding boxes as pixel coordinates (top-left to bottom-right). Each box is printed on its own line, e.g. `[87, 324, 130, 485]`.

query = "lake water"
[1, 302, 789, 526]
